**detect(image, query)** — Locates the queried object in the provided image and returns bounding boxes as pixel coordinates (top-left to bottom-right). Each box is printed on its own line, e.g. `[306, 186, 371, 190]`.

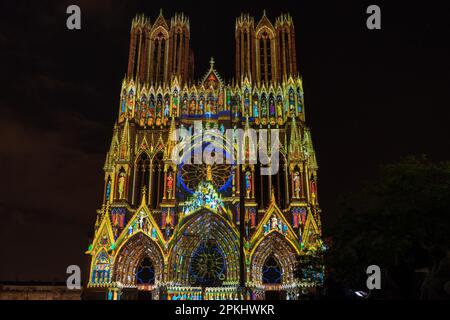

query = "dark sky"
[0, 0, 449, 281]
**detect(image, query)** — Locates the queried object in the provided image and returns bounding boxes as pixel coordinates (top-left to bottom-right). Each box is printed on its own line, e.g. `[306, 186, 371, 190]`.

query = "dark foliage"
[326, 156, 450, 299]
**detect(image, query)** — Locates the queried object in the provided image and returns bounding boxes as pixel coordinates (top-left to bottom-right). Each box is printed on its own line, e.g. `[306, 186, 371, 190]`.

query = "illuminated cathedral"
[85, 10, 324, 300]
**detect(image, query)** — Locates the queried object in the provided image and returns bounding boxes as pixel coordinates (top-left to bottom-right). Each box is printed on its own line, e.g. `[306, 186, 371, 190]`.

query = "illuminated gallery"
[85, 10, 325, 300]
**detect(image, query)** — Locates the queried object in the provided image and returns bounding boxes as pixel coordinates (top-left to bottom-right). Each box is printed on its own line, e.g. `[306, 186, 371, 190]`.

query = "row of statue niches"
[120, 89, 304, 120]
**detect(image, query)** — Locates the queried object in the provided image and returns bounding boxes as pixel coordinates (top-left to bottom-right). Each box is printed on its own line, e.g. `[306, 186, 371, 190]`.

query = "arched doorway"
[113, 232, 164, 287]
[251, 232, 297, 299]
[168, 210, 239, 286]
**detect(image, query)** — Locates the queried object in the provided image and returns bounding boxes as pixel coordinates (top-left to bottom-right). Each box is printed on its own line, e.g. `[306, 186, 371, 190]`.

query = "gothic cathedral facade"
[85, 11, 324, 300]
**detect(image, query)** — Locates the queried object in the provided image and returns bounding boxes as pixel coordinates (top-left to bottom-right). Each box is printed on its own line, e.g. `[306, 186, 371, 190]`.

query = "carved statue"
[138, 213, 144, 229]
[167, 172, 174, 198]
[253, 101, 259, 117]
[277, 101, 283, 117]
[206, 165, 213, 181]
[245, 171, 251, 197]
[271, 215, 278, 230]
[293, 171, 301, 198]
[118, 173, 125, 199]
[164, 101, 170, 117]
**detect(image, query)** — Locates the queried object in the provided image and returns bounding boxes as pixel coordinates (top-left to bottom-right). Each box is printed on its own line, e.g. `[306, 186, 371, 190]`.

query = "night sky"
[0, 0, 449, 281]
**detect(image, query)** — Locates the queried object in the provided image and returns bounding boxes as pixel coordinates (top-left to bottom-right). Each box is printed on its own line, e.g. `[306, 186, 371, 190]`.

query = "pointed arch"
[271, 152, 288, 209]
[149, 26, 169, 86]
[250, 232, 297, 286]
[133, 151, 151, 205]
[150, 151, 164, 209]
[113, 232, 164, 286]
[255, 26, 276, 84]
[167, 209, 240, 285]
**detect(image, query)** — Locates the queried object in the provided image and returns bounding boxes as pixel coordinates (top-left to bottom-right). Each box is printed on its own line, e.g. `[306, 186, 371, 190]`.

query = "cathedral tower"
[127, 10, 193, 86]
[235, 11, 298, 84]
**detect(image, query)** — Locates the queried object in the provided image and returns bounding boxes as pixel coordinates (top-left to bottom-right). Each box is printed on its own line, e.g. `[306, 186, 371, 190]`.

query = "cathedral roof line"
[120, 75, 304, 94]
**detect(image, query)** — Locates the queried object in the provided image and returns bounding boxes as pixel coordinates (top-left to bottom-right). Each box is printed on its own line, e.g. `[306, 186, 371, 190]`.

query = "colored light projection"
[181, 181, 226, 217]
[86, 11, 325, 301]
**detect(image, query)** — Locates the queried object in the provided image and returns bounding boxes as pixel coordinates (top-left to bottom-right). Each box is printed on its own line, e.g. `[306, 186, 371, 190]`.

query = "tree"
[327, 156, 450, 299]
[295, 250, 325, 283]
